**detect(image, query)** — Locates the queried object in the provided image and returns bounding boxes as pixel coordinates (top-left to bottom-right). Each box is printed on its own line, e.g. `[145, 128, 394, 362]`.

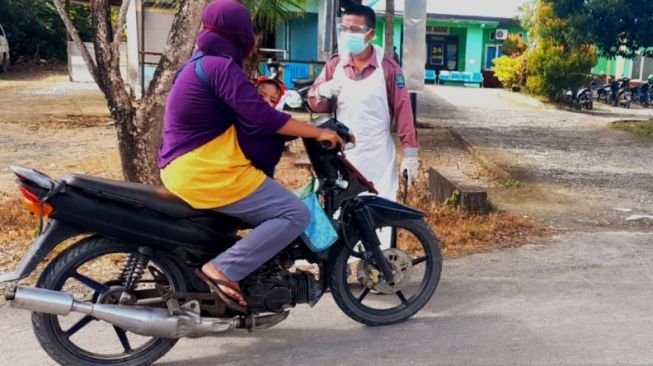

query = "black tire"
[32, 236, 186, 366]
[330, 219, 442, 326]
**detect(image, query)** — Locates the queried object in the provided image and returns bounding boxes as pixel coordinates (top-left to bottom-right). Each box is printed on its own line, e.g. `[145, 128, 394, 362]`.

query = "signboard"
[429, 42, 444, 66]
[426, 25, 450, 35]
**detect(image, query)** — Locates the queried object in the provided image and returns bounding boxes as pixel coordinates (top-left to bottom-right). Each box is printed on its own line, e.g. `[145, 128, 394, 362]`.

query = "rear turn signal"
[19, 186, 53, 216]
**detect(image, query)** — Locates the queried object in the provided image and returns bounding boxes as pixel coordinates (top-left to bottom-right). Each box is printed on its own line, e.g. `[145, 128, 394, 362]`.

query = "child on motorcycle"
[256, 77, 286, 111]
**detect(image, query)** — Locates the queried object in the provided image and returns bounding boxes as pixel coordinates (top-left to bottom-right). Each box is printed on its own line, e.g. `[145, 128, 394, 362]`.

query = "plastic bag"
[294, 178, 339, 252]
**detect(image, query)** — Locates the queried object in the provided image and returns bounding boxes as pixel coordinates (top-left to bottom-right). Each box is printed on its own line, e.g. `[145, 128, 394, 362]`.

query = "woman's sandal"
[195, 269, 248, 314]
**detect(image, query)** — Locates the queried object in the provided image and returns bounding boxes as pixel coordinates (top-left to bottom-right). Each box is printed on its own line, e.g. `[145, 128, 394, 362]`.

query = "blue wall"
[288, 14, 318, 60]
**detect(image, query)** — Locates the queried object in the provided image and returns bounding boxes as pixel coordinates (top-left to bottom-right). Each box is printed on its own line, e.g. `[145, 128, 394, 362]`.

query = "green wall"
[623, 58, 633, 78]
[448, 26, 467, 71]
[465, 25, 484, 74]
[277, 11, 527, 76]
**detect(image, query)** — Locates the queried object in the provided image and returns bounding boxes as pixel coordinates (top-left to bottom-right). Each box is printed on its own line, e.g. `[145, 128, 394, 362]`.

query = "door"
[426, 35, 458, 71]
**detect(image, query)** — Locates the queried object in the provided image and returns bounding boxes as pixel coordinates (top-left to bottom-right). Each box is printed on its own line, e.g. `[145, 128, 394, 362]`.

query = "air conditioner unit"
[494, 29, 508, 40]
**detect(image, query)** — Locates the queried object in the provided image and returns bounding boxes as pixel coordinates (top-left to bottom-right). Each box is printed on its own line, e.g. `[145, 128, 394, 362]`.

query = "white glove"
[317, 79, 342, 99]
[400, 156, 419, 185]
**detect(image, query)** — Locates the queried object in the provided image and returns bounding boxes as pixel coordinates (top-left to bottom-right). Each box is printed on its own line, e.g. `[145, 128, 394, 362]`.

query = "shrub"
[503, 34, 528, 57]
[492, 54, 529, 91]
[525, 40, 596, 99]
[518, 1, 597, 100]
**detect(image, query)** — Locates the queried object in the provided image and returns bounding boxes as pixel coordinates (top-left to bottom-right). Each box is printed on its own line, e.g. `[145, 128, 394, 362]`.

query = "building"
[273, 0, 527, 86]
[592, 54, 653, 84]
[68, 0, 528, 91]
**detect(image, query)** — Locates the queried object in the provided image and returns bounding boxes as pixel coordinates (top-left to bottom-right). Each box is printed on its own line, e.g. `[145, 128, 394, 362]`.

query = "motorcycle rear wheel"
[32, 236, 186, 366]
[330, 219, 442, 326]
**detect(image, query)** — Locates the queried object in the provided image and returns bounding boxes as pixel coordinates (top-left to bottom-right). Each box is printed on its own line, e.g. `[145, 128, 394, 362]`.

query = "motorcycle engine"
[241, 269, 322, 314]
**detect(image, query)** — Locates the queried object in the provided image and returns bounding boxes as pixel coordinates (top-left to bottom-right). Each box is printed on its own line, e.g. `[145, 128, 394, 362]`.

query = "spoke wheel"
[32, 236, 186, 366]
[330, 219, 442, 326]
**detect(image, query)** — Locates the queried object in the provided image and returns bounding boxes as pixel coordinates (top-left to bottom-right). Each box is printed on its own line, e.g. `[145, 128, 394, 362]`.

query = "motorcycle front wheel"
[330, 219, 442, 326]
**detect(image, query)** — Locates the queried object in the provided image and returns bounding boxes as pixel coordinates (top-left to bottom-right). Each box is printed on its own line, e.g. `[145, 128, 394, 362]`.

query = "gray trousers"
[211, 178, 310, 281]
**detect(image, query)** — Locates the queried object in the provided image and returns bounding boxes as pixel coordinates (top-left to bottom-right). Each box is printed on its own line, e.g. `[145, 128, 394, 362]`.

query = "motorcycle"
[563, 87, 593, 110]
[610, 77, 632, 108]
[636, 81, 651, 108]
[263, 58, 308, 110]
[595, 78, 612, 104]
[2, 105, 442, 365]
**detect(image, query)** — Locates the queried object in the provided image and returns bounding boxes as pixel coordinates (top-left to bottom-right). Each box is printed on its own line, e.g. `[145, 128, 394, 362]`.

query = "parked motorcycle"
[263, 58, 308, 110]
[610, 77, 632, 108]
[634, 79, 652, 108]
[2, 102, 442, 365]
[597, 86, 612, 104]
[563, 87, 593, 110]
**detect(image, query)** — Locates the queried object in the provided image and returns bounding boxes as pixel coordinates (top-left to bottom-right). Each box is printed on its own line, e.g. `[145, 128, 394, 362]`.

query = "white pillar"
[317, 0, 338, 61]
[403, 0, 427, 92]
[126, 0, 142, 99]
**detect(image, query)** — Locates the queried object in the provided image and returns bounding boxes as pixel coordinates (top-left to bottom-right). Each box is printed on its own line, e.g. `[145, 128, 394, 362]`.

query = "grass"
[498, 179, 524, 188]
[610, 119, 653, 140]
[0, 64, 69, 91]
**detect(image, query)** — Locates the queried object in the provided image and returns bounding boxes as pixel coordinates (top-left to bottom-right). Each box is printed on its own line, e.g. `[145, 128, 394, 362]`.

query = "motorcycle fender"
[327, 197, 424, 256]
[0, 219, 81, 283]
[353, 196, 424, 227]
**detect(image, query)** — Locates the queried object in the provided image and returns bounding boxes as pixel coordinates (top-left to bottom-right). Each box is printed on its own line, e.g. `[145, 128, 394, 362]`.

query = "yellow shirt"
[161, 125, 266, 209]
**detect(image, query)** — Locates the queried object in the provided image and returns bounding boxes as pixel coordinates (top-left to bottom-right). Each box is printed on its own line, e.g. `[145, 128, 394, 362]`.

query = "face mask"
[340, 31, 369, 56]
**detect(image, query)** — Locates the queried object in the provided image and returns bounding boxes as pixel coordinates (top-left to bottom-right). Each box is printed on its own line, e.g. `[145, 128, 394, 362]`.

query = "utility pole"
[317, 0, 339, 60]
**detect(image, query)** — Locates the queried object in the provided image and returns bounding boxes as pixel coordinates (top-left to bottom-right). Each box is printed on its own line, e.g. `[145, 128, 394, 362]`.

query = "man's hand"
[317, 80, 342, 99]
[400, 156, 419, 185]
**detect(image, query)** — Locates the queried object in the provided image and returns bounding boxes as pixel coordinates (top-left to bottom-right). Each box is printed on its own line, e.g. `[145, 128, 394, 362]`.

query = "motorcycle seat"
[292, 78, 315, 88]
[63, 174, 231, 220]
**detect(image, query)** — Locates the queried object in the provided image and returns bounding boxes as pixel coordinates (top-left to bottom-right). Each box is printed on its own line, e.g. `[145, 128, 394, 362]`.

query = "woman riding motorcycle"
[158, 0, 343, 312]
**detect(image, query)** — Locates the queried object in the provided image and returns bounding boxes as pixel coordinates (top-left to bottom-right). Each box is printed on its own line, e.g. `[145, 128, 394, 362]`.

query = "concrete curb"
[447, 126, 512, 181]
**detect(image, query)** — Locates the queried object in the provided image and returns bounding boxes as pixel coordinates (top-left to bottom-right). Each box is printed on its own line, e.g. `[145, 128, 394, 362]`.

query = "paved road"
[2, 87, 653, 365]
[2, 232, 653, 365]
[419, 86, 653, 231]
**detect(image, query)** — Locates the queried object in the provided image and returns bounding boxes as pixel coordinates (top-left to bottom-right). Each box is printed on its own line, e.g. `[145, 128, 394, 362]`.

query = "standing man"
[308, 5, 419, 203]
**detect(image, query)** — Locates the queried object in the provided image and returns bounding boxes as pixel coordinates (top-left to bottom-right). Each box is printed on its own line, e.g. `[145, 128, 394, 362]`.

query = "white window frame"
[632, 52, 645, 81]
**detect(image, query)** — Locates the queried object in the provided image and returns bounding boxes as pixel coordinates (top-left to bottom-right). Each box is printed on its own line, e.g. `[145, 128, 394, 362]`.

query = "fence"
[258, 60, 326, 88]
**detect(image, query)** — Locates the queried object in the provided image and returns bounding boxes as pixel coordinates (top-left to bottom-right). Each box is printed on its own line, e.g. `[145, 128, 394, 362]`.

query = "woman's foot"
[199, 263, 247, 307]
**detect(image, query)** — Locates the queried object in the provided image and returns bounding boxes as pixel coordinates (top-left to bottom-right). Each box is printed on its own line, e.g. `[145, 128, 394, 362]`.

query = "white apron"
[334, 45, 398, 201]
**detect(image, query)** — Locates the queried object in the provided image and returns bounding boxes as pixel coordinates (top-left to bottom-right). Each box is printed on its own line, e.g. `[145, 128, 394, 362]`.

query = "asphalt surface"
[2, 87, 653, 365]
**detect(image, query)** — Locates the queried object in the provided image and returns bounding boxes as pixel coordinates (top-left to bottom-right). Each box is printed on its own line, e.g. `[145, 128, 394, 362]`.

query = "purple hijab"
[158, 0, 291, 174]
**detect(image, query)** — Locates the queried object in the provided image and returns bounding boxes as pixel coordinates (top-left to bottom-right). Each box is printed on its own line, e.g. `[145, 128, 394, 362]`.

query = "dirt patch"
[0, 64, 70, 91]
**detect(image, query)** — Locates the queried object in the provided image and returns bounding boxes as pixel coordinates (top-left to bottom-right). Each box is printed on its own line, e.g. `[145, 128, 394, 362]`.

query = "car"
[0, 23, 9, 73]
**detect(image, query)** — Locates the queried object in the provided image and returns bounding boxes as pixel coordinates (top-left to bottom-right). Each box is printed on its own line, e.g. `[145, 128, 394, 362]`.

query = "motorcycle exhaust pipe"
[9, 286, 239, 338]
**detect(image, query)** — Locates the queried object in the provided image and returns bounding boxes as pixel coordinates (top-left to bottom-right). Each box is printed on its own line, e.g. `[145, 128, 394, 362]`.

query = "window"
[485, 45, 503, 70]
[632, 54, 653, 80]
[643, 57, 653, 80]
[633, 54, 643, 79]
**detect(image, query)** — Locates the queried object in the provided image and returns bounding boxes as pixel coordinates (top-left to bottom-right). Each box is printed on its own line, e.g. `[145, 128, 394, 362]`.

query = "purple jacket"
[158, 0, 291, 176]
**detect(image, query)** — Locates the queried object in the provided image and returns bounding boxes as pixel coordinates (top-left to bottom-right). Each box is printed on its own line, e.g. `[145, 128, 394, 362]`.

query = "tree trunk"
[384, 0, 395, 58]
[54, 0, 206, 184]
[131, 0, 207, 184]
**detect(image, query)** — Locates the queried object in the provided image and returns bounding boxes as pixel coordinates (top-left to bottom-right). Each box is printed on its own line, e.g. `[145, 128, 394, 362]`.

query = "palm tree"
[239, 0, 308, 78]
